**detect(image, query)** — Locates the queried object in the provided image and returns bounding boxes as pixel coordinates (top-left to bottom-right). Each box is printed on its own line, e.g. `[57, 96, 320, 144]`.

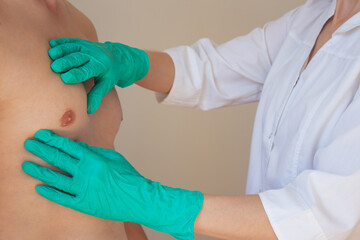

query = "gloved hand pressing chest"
[48, 38, 150, 114]
[22, 130, 203, 240]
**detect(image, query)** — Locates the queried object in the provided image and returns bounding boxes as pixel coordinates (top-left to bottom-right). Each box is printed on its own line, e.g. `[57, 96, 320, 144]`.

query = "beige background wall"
[70, 1, 305, 239]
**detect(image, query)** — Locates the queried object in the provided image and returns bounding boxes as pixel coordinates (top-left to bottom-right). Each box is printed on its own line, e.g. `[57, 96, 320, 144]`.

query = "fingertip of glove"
[61, 72, 73, 83]
[50, 61, 62, 73]
[87, 105, 95, 115]
[35, 185, 49, 196]
[49, 40, 56, 47]
[49, 39, 60, 48]
[87, 100, 99, 115]
[34, 129, 53, 142]
[21, 162, 30, 172]
[24, 139, 38, 151]
[22, 161, 34, 173]
[87, 93, 102, 114]
[24, 139, 31, 148]
[48, 48, 59, 61]
[24, 139, 45, 157]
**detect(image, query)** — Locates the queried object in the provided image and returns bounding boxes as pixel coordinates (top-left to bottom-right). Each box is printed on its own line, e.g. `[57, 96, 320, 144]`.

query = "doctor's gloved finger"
[48, 43, 83, 60]
[86, 94, 101, 115]
[33, 130, 87, 160]
[49, 38, 83, 48]
[87, 144, 123, 160]
[22, 162, 75, 194]
[51, 52, 90, 73]
[60, 62, 100, 84]
[24, 139, 78, 175]
[36, 185, 78, 209]
[86, 81, 113, 114]
[76, 141, 122, 161]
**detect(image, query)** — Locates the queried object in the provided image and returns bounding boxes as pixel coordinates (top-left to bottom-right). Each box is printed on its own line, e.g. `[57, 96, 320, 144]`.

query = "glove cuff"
[145, 182, 204, 240]
[105, 41, 150, 88]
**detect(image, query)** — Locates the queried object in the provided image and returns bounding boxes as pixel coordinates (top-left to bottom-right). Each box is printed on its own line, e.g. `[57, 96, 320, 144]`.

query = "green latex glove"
[48, 38, 150, 114]
[22, 130, 203, 240]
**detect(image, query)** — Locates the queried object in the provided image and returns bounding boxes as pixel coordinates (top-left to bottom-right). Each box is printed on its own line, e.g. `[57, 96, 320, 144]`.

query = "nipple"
[60, 110, 76, 127]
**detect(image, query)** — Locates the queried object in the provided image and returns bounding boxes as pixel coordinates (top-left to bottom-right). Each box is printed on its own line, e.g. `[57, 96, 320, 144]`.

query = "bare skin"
[0, 0, 146, 239]
[1, 0, 355, 239]
[134, 0, 360, 239]
[306, 0, 360, 67]
[136, 51, 175, 94]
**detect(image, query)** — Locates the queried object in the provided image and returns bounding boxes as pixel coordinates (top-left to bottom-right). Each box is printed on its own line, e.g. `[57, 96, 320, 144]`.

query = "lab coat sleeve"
[156, 6, 302, 110]
[259, 89, 360, 240]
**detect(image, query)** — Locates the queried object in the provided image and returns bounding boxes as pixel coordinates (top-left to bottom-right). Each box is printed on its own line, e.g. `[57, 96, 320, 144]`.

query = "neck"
[333, 0, 360, 22]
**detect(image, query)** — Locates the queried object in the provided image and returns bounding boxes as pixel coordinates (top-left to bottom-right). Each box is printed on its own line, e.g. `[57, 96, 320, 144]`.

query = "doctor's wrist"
[104, 41, 150, 88]
[140, 181, 203, 240]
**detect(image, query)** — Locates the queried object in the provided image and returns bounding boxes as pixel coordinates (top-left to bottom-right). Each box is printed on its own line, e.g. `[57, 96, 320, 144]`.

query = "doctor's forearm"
[194, 194, 277, 240]
[135, 51, 175, 94]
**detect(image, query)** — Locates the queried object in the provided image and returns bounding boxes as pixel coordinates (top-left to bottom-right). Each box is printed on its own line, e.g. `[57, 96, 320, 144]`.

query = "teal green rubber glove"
[48, 38, 150, 114]
[22, 130, 203, 240]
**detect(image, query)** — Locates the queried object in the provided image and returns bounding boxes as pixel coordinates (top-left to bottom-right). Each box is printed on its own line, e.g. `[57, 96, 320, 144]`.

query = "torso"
[0, 1, 127, 239]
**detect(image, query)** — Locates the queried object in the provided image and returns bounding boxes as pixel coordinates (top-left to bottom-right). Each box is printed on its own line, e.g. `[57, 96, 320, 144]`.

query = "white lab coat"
[156, 0, 360, 239]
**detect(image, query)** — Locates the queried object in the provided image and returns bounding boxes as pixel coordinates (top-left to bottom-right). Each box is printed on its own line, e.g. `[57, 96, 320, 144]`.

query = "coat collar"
[330, 0, 360, 35]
